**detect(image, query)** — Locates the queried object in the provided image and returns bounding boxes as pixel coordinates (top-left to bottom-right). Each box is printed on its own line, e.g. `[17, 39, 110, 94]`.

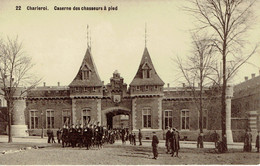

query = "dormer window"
[81, 64, 91, 80]
[82, 70, 91, 80]
[142, 62, 151, 79]
[93, 87, 96, 92]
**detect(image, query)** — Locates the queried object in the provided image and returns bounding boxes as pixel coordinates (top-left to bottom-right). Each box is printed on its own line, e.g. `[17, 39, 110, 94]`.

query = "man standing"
[165, 127, 171, 153]
[138, 129, 143, 146]
[256, 131, 259, 152]
[244, 129, 252, 152]
[152, 132, 159, 159]
[212, 130, 220, 148]
[57, 128, 62, 144]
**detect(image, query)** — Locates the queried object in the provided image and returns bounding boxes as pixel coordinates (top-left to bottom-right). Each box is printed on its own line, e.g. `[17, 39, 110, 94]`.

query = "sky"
[0, 0, 259, 87]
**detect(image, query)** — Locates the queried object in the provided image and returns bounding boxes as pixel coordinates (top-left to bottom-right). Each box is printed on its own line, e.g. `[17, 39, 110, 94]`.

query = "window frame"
[46, 109, 54, 129]
[181, 109, 190, 130]
[82, 108, 91, 125]
[142, 107, 152, 128]
[164, 110, 173, 129]
[62, 109, 71, 126]
[29, 110, 39, 129]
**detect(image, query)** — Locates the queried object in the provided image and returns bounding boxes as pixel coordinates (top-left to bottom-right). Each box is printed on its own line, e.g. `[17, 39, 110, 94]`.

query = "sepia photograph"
[0, 0, 260, 165]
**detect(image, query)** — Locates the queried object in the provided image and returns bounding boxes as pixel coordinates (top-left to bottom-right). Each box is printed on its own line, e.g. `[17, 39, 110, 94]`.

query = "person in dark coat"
[50, 130, 56, 143]
[171, 129, 180, 157]
[212, 130, 220, 148]
[165, 127, 171, 153]
[133, 133, 136, 146]
[256, 131, 259, 152]
[62, 125, 69, 147]
[69, 124, 77, 148]
[152, 132, 159, 159]
[47, 129, 52, 143]
[138, 129, 143, 145]
[197, 132, 203, 148]
[57, 128, 62, 144]
[244, 129, 252, 152]
[121, 128, 126, 144]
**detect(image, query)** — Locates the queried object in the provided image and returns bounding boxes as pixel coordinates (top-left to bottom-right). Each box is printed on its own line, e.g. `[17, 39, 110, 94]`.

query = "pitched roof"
[69, 48, 103, 87]
[233, 74, 260, 98]
[130, 47, 164, 86]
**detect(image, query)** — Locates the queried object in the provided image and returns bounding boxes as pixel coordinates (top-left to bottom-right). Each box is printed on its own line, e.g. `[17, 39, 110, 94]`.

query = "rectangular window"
[164, 110, 173, 128]
[181, 110, 190, 130]
[46, 110, 54, 128]
[84, 87, 88, 92]
[62, 110, 71, 126]
[82, 109, 91, 125]
[30, 110, 38, 129]
[93, 87, 96, 92]
[143, 107, 151, 128]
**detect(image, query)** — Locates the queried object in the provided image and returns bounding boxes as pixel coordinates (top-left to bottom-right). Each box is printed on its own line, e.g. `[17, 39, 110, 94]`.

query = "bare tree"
[176, 33, 220, 147]
[185, 0, 258, 150]
[0, 36, 41, 143]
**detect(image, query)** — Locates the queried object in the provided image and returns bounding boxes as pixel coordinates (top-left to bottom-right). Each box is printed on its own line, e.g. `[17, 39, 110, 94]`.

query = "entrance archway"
[101, 107, 132, 130]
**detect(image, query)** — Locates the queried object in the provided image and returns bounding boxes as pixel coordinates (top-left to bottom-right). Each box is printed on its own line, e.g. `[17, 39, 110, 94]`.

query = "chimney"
[58, 82, 60, 86]
[251, 73, 255, 79]
[167, 83, 170, 88]
[182, 83, 185, 87]
[245, 77, 248, 81]
[43, 82, 46, 87]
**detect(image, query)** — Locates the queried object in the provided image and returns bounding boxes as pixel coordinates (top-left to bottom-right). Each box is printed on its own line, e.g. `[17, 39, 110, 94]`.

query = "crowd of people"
[48, 122, 125, 149]
[47, 124, 260, 159]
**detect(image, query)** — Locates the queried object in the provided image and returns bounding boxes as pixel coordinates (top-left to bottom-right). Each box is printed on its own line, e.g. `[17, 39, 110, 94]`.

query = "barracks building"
[0, 44, 259, 142]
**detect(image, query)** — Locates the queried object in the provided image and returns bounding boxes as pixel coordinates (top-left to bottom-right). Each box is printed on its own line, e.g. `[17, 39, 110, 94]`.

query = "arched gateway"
[101, 107, 131, 130]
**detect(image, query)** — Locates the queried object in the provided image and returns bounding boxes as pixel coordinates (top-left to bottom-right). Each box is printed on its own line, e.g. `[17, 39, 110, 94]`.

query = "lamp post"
[41, 112, 44, 138]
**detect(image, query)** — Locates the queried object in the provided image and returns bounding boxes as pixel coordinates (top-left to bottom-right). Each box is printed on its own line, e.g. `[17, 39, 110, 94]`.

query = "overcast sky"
[0, 0, 260, 87]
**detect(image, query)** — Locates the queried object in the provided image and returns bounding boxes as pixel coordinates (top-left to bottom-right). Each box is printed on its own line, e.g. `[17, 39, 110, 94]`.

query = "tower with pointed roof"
[69, 27, 103, 124]
[129, 27, 164, 132]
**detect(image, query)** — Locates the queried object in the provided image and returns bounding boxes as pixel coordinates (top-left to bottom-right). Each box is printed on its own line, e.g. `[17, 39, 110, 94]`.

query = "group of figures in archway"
[53, 123, 128, 149]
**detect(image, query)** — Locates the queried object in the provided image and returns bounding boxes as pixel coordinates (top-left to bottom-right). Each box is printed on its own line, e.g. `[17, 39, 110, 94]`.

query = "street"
[0, 139, 259, 165]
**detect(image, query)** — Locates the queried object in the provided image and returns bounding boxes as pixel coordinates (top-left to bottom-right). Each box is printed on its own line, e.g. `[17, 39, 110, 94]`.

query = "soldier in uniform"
[57, 128, 62, 144]
[171, 129, 180, 157]
[244, 129, 252, 152]
[69, 124, 77, 148]
[165, 127, 171, 153]
[138, 129, 143, 146]
[152, 132, 159, 159]
[256, 131, 259, 152]
[212, 130, 220, 148]
[133, 133, 136, 146]
[62, 125, 69, 147]
[121, 128, 126, 144]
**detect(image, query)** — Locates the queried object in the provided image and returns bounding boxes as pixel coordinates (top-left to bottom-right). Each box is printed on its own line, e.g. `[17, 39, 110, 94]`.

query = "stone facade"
[231, 73, 260, 142]
[3, 44, 257, 142]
